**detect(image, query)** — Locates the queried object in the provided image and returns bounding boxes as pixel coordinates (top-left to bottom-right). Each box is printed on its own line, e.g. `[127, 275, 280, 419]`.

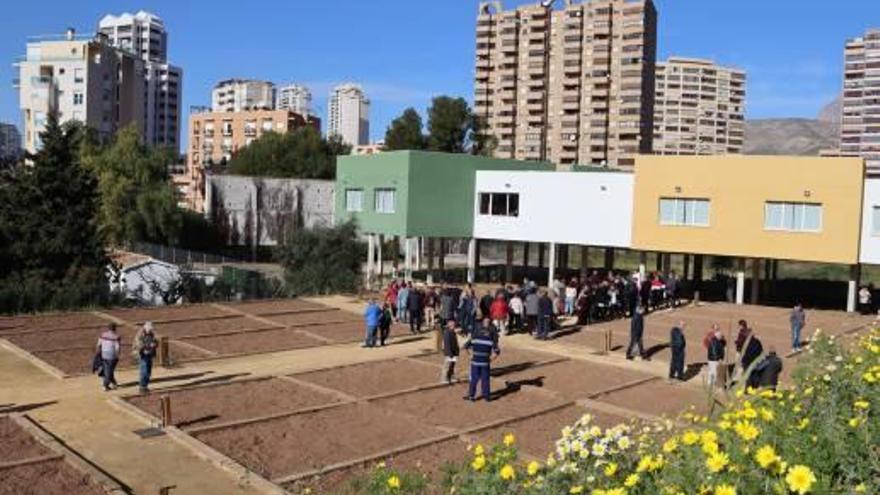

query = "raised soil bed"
[0, 417, 50, 463]
[126, 377, 342, 429]
[193, 402, 440, 479]
[32, 341, 212, 375]
[594, 380, 710, 417]
[264, 310, 362, 328]
[153, 316, 275, 338]
[104, 304, 231, 323]
[7, 326, 137, 353]
[0, 459, 107, 495]
[181, 327, 327, 355]
[499, 359, 654, 401]
[220, 299, 331, 316]
[0, 313, 109, 334]
[293, 359, 441, 398]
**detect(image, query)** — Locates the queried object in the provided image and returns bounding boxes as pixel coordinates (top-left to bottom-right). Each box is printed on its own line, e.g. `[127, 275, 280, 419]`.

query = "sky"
[1, 0, 879, 148]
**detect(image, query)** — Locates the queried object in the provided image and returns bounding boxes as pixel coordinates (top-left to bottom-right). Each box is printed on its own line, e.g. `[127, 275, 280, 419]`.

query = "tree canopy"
[427, 96, 474, 153]
[226, 126, 351, 179]
[384, 108, 426, 151]
[276, 221, 363, 296]
[0, 114, 108, 313]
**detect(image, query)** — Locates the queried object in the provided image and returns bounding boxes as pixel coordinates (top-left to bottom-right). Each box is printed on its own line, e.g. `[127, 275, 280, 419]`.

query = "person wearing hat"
[132, 321, 158, 394]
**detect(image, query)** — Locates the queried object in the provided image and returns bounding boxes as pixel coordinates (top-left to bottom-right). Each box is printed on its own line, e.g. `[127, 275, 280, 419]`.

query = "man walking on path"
[424, 287, 438, 329]
[397, 283, 410, 324]
[408, 287, 424, 334]
[96, 323, 121, 391]
[363, 299, 382, 348]
[669, 321, 687, 381]
[536, 291, 553, 340]
[525, 289, 540, 333]
[132, 322, 158, 394]
[626, 306, 646, 360]
[441, 320, 460, 384]
[706, 324, 726, 388]
[790, 303, 806, 351]
[463, 318, 501, 402]
[490, 294, 509, 336]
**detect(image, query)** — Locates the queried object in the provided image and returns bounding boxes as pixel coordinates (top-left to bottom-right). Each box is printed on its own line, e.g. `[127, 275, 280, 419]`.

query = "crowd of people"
[92, 321, 157, 394]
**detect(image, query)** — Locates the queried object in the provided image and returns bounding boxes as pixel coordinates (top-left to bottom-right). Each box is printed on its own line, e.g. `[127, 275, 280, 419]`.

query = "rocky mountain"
[744, 118, 838, 156]
[817, 96, 842, 127]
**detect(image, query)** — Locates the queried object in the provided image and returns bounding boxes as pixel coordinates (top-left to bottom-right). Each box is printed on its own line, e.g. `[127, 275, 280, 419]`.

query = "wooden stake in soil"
[158, 486, 177, 495]
[158, 336, 170, 367]
[601, 328, 613, 355]
[160, 396, 172, 428]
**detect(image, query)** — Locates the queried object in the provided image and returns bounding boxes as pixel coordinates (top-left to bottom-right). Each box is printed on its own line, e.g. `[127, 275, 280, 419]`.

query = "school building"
[336, 150, 878, 311]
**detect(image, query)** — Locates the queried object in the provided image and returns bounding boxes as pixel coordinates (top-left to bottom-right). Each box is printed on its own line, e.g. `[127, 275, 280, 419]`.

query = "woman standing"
[132, 322, 158, 394]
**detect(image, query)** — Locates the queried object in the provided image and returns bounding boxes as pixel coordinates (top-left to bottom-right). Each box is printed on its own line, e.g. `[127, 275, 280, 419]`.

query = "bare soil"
[474, 404, 628, 458]
[369, 385, 567, 430]
[286, 437, 467, 495]
[293, 359, 441, 398]
[0, 459, 107, 495]
[104, 304, 231, 323]
[0, 313, 109, 334]
[193, 402, 439, 479]
[297, 322, 372, 344]
[409, 346, 560, 375]
[264, 310, 362, 327]
[182, 328, 326, 355]
[595, 380, 711, 417]
[33, 342, 211, 375]
[126, 377, 342, 429]
[151, 316, 275, 338]
[221, 299, 330, 315]
[7, 326, 137, 353]
[0, 417, 50, 463]
[498, 359, 654, 401]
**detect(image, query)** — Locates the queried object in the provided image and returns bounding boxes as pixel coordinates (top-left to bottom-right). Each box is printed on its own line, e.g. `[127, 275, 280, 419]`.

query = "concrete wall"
[861, 178, 880, 264]
[205, 175, 334, 246]
[473, 170, 634, 247]
[632, 155, 864, 264]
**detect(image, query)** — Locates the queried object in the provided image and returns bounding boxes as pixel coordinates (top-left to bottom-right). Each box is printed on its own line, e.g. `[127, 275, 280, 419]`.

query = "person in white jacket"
[509, 293, 524, 333]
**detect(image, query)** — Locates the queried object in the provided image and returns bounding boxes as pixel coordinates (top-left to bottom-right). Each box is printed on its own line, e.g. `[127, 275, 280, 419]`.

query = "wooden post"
[160, 396, 172, 428]
[159, 486, 177, 495]
[602, 328, 613, 355]
[158, 337, 170, 367]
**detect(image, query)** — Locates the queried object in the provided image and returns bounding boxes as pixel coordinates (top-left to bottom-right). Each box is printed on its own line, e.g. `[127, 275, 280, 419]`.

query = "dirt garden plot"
[0, 416, 120, 495]
[285, 437, 468, 495]
[264, 310, 363, 327]
[0, 313, 109, 334]
[155, 316, 278, 338]
[409, 346, 562, 375]
[126, 377, 342, 429]
[181, 327, 327, 355]
[293, 359, 441, 398]
[593, 380, 711, 417]
[6, 325, 138, 352]
[105, 304, 232, 323]
[296, 322, 376, 344]
[220, 299, 331, 315]
[193, 402, 441, 480]
[498, 359, 656, 401]
[32, 341, 213, 375]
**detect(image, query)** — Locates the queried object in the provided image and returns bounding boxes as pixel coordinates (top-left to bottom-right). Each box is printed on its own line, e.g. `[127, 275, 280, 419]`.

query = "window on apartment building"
[479, 192, 520, 217]
[73, 92, 83, 105]
[659, 198, 710, 227]
[74, 68, 84, 83]
[764, 202, 822, 232]
[374, 188, 396, 214]
[345, 189, 364, 212]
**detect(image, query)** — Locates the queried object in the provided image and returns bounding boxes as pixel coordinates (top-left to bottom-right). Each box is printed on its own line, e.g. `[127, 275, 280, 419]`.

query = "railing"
[129, 241, 243, 266]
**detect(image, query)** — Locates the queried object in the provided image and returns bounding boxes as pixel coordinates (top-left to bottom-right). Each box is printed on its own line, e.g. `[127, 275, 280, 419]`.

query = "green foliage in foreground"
[276, 221, 363, 296]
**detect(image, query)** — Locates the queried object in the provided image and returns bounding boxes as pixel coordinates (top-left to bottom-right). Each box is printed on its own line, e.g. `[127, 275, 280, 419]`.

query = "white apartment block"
[653, 57, 745, 155]
[276, 84, 313, 116]
[16, 29, 144, 154]
[475, 0, 657, 169]
[842, 28, 880, 173]
[99, 11, 183, 149]
[212, 79, 275, 112]
[328, 83, 370, 146]
[0, 123, 22, 160]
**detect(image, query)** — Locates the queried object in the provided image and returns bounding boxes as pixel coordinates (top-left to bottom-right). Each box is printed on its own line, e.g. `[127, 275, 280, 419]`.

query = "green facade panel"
[336, 150, 551, 238]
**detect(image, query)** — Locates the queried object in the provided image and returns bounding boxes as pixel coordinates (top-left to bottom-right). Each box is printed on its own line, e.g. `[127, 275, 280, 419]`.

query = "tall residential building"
[0, 123, 22, 160]
[653, 57, 745, 155]
[276, 84, 313, 116]
[184, 108, 320, 211]
[841, 28, 880, 173]
[328, 83, 370, 146]
[211, 79, 275, 112]
[15, 29, 144, 154]
[99, 11, 183, 149]
[474, 0, 658, 168]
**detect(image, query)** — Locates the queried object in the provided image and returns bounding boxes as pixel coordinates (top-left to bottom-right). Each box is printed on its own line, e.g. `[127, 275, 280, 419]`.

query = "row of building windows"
[345, 188, 396, 214]
[659, 198, 823, 233]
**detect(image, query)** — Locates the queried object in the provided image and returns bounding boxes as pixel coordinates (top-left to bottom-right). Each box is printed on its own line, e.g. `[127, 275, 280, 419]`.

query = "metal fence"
[130, 241, 242, 265]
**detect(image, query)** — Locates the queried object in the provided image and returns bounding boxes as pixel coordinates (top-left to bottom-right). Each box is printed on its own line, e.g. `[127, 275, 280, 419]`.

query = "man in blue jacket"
[463, 318, 501, 402]
[363, 298, 382, 348]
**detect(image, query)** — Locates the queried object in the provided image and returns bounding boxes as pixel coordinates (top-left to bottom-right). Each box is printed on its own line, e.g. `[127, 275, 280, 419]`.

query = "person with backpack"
[441, 320, 460, 384]
[96, 323, 121, 391]
[378, 302, 394, 346]
[705, 324, 726, 388]
[669, 321, 687, 381]
[747, 348, 783, 391]
[132, 321, 158, 394]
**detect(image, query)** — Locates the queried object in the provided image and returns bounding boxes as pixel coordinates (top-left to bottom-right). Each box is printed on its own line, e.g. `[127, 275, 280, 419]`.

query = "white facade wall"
[276, 84, 312, 116]
[473, 170, 634, 248]
[860, 178, 880, 264]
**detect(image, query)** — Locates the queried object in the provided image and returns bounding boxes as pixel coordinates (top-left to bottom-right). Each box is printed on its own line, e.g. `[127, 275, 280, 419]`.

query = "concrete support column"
[735, 258, 745, 305]
[426, 238, 435, 285]
[438, 239, 446, 280]
[505, 241, 514, 284]
[604, 248, 615, 271]
[847, 264, 861, 313]
[580, 246, 589, 282]
[538, 244, 546, 268]
[415, 237, 422, 272]
[467, 238, 477, 284]
[638, 252, 648, 283]
[547, 242, 557, 288]
[404, 237, 413, 282]
[377, 235, 384, 278]
[523, 242, 531, 269]
[366, 234, 375, 289]
[750, 258, 761, 305]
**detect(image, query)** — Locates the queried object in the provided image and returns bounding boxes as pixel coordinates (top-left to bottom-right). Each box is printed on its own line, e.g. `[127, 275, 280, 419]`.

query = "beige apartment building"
[475, 0, 657, 168]
[653, 57, 745, 155]
[841, 28, 880, 174]
[183, 108, 319, 210]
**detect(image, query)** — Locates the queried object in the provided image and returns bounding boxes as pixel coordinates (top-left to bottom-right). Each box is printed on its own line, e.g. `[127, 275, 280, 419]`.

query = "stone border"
[0, 339, 68, 379]
[10, 414, 129, 494]
[0, 453, 64, 470]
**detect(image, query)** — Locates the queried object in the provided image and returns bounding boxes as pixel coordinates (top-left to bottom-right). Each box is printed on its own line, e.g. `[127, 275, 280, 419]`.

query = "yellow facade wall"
[632, 155, 864, 264]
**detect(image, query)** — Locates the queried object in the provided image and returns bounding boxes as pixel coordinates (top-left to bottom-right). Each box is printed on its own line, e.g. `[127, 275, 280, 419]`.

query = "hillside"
[743, 118, 837, 156]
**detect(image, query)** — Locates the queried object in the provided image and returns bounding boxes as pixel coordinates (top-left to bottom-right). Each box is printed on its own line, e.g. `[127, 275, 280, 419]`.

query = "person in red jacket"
[489, 294, 510, 336]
